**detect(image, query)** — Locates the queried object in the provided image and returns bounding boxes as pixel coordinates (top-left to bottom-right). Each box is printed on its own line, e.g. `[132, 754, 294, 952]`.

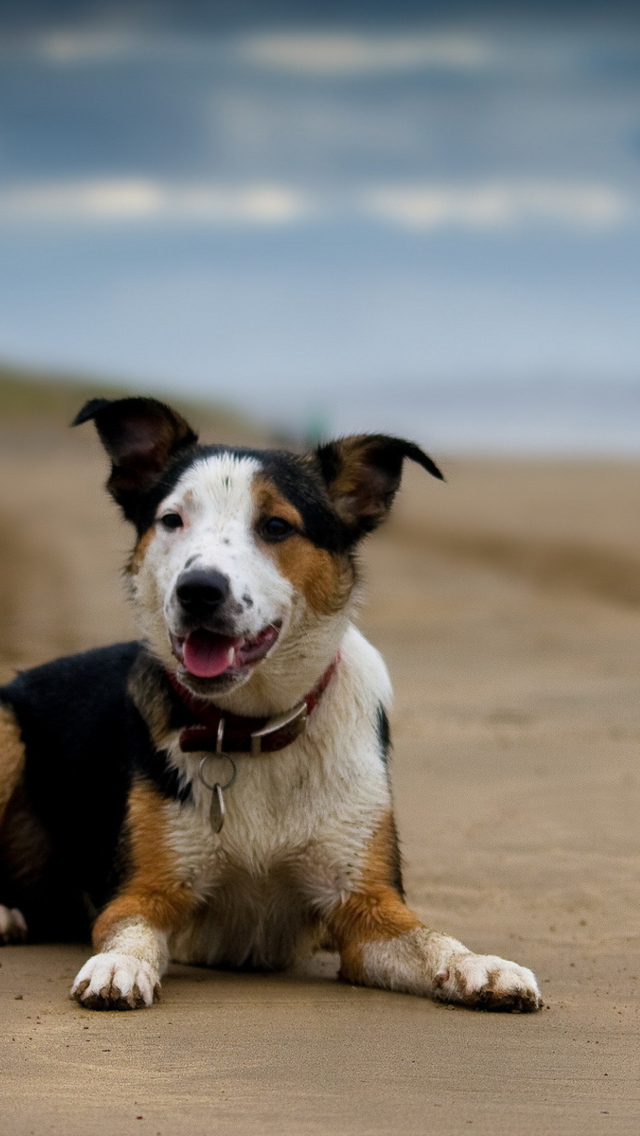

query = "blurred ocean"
[1, 6, 639, 459]
[250, 378, 640, 455]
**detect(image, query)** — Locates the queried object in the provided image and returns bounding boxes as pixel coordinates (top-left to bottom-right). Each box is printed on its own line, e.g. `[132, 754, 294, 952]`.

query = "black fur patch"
[376, 704, 391, 767]
[73, 397, 198, 526]
[0, 642, 190, 920]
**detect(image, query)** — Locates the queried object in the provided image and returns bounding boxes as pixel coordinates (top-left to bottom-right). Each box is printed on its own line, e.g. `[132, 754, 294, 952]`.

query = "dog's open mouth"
[171, 623, 281, 680]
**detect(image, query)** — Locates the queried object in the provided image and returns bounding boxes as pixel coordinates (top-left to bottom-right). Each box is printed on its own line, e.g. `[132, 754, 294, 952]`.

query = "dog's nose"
[175, 570, 231, 618]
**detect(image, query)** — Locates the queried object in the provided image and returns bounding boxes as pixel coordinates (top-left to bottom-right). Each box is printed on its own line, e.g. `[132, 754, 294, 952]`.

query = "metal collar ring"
[198, 753, 237, 793]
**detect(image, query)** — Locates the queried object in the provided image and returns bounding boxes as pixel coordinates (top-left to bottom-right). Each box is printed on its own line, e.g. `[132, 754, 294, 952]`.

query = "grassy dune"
[0, 359, 263, 441]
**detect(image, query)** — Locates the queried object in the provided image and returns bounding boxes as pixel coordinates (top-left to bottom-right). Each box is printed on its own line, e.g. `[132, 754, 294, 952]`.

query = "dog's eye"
[159, 513, 183, 531]
[261, 516, 296, 541]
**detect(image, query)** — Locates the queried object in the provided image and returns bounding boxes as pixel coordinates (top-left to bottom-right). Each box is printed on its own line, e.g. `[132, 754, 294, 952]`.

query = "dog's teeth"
[227, 647, 236, 666]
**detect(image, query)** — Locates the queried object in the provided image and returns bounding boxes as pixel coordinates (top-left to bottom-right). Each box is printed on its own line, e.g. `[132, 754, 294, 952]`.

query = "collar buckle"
[250, 700, 308, 756]
[216, 717, 225, 755]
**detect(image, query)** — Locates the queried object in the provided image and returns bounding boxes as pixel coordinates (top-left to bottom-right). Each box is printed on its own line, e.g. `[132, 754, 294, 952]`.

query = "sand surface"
[0, 421, 639, 1135]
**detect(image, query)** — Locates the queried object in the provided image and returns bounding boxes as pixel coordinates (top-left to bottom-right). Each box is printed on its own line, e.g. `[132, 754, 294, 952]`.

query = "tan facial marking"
[128, 526, 156, 575]
[253, 475, 355, 616]
[274, 538, 354, 616]
[92, 780, 200, 947]
[253, 479, 305, 531]
[327, 812, 420, 984]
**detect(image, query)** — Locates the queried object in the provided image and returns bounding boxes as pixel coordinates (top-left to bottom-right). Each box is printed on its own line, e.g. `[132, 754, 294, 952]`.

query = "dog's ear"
[314, 434, 444, 540]
[72, 397, 198, 519]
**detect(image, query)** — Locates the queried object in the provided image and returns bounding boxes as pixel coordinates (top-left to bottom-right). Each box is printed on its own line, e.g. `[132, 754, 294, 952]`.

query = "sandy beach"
[0, 418, 639, 1135]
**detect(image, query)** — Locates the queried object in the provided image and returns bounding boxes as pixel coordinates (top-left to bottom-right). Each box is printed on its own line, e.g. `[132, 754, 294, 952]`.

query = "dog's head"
[74, 397, 443, 697]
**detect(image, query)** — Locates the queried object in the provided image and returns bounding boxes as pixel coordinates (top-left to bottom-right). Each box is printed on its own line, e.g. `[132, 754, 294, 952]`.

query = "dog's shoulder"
[338, 625, 392, 701]
[0, 642, 194, 906]
[321, 624, 392, 740]
[3, 642, 162, 806]
[1, 641, 141, 750]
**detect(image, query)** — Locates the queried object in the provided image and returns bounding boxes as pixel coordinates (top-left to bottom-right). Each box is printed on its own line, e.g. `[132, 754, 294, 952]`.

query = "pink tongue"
[183, 631, 239, 678]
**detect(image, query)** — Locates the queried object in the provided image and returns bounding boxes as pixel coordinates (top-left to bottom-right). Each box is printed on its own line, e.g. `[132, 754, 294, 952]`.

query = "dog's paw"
[71, 952, 160, 1010]
[0, 905, 27, 944]
[434, 952, 543, 1013]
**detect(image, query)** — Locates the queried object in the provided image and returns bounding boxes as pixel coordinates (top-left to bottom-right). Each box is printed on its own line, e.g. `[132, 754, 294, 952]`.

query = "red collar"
[166, 655, 340, 755]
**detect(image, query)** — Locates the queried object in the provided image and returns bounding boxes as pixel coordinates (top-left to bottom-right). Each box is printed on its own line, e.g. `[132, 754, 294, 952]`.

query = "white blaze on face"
[133, 453, 294, 652]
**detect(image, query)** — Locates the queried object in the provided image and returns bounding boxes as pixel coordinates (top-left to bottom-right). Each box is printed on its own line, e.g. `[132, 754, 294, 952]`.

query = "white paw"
[434, 952, 543, 1013]
[0, 905, 27, 944]
[71, 952, 160, 1010]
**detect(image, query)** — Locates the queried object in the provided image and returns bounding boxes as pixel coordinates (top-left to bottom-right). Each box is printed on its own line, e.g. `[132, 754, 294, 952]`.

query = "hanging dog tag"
[198, 750, 237, 835]
[209, 783, 226, 833]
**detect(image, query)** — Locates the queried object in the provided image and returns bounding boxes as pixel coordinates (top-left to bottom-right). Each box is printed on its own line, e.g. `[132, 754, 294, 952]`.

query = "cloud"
[24, 26, 495, 75]
[362, 181, 630, 230]
[0, 177, 630, 232]
[0, 179, 314, 225]
[239, 31, 494, 76]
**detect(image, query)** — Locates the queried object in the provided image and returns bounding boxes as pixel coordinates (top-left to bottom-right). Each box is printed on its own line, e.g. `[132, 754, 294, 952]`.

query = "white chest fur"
[161, 625, 392, 969]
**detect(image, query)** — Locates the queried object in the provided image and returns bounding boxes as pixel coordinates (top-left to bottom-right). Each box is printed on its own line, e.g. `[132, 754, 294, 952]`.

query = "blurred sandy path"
[0, 423, 639, 1134]
[0, 426, 134, 677]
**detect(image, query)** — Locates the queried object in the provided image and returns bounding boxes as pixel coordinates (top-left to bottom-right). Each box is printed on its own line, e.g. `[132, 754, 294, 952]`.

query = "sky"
[0, 1, 639, 449]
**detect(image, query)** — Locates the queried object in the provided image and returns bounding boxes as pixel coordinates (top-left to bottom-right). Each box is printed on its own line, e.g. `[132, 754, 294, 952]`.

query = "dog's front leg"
[71, 782, 199, 1010]
[326, 817, 542, 1013]
[71, 907, 169, 1011]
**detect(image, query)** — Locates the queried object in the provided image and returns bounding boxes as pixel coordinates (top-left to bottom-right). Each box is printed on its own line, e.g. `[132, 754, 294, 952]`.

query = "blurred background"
[1, 0, 640, 680]
[0, 0, 639, 451]
[3, 9, 640, 1071]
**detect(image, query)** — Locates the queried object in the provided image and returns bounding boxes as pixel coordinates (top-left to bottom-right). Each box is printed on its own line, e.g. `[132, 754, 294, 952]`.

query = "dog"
[0, 396, 542, 1012]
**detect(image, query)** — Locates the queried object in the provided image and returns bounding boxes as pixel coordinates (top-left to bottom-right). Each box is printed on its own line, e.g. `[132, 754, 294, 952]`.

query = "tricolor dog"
[0, 397, 542, 1012]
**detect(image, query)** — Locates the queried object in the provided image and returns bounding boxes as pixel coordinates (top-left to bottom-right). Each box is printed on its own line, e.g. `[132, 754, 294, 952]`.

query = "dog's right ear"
[72, 397, 198, 520]
[315, 433, 443, 542]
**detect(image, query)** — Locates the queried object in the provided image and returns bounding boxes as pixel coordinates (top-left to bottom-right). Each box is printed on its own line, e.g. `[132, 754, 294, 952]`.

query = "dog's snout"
[176, 569, 231, 617]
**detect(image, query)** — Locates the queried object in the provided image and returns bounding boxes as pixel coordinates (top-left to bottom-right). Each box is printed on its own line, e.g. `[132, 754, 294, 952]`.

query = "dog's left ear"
[314, 434, 444, 540]
[72, 396, 198, 520]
